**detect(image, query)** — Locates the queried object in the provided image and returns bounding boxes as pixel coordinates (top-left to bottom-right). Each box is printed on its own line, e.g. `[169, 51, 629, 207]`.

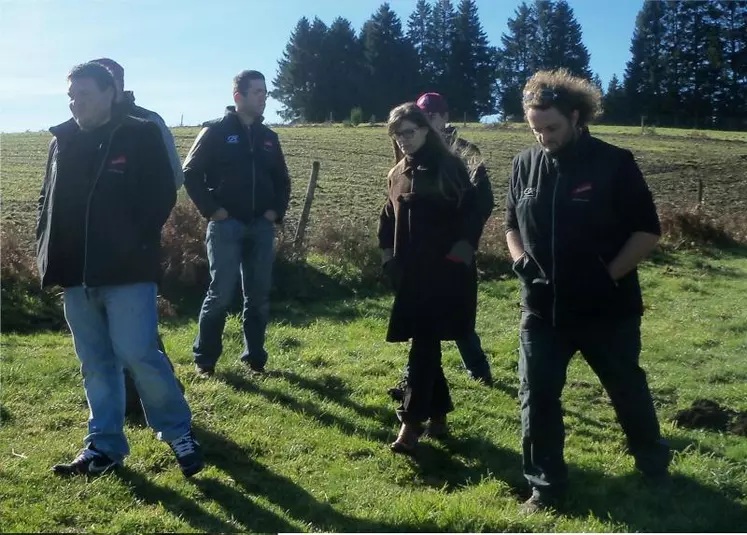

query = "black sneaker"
[52, 446, 120, 477]
[194, 364, 214, 378]
[468, 370, 494, 386]
[240, 356, 266, 374]
[167, 430, 204, 477]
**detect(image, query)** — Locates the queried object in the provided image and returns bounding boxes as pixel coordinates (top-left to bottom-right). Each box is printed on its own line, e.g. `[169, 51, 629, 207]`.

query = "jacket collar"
[49, 114, 126, 141]
[224, 106, 265, 126]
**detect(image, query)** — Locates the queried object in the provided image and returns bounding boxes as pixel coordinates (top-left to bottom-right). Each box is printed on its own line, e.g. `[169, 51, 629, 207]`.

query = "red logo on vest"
[110, 155, 126, 165]
[571, 182, 592, 195]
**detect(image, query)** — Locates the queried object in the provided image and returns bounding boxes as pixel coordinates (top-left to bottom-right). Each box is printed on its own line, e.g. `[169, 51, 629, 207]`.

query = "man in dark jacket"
[91, 58, 184, 420]
[183, 70, 291, 377]
[38, 62, 203, 478]
[505, 70, 670, 512]
[388, 92, 494, 404]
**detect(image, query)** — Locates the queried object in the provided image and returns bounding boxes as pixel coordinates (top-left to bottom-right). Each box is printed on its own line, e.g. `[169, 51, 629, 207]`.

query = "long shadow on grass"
[193, 424, 440, 532]
[273, 370, 393, 424]
[116, 466, 239, 533]
[562, 469, 747, 532]
[406, 434, 526, 495]
[220, 370, 395, 443]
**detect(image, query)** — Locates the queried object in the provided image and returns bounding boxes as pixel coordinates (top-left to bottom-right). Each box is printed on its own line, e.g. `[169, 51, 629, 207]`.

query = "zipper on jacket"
[82, 126, 119, 287]
[249, 126, 256, 216]
[550, 166, 561, 327]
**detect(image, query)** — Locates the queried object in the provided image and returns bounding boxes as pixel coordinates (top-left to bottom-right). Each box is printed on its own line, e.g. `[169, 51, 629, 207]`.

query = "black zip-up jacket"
[182, 107, 291, 224]
[505, 130, 660, 325]
[36, 115, 176, 288]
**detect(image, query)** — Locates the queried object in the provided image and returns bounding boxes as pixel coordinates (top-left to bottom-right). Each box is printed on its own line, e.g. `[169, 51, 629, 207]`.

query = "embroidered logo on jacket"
[571, 182, 592, 202]
[571, 182, 592, 195]
[107, 155, 127, 174]
[263, 140, 274, 151]
[226, 135, 239, 144]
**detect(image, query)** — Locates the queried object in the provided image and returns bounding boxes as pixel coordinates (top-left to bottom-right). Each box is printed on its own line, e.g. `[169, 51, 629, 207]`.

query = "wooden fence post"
[294, 161, 321, 257]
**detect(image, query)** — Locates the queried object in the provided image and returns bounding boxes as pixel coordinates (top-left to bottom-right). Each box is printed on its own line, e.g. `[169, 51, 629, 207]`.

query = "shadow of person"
[272, 370, 393, 425]
[219, 370, 396, 444]
[403, 433, 526, 497]
[116, 466, 238, 533]
[192, 424, 440, 532]
[561, 467, 747, 532]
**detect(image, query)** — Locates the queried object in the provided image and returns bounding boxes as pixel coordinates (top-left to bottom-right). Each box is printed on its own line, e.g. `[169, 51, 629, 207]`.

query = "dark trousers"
[519, 313, 670, 498]
[401, 330, 491, 381]
[397, 337, 454, 425]
[455, 330, 491, 379]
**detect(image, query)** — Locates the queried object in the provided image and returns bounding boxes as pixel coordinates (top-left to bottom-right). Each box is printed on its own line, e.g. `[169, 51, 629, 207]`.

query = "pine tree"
[424, 0, 456, 91]
[321, 17, 365, 122]
[548, 0, 592, 79]
[272, 17, 317, 122]
[449, 0, 496, 119]
[407, 0, 434, 94]
[717, 0, 747, 129]
[496, 2, 537, 119]
[602, 74, 627, 124]
[361, 3, 420, 120]
[624, 0, 668, 124]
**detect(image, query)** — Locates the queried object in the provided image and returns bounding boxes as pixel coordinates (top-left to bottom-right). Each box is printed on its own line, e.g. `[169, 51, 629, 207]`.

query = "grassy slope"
[1, 249, 746, 533]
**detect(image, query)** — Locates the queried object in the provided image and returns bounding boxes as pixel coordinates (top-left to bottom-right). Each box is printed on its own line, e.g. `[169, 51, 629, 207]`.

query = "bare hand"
[263, 209, 278, 222]
[210, 208, 229, 221]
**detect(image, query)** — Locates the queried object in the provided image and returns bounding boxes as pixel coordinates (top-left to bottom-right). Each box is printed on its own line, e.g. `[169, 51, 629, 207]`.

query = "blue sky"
[0, 0, 642, 133]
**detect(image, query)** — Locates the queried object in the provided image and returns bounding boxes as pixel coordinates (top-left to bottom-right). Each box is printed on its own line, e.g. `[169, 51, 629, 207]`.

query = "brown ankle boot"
[390, 423, 422, 454]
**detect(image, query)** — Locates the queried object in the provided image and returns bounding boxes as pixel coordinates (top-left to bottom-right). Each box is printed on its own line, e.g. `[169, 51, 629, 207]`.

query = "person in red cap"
[91, 58, 184, 421]
[387, 92, 495, 405]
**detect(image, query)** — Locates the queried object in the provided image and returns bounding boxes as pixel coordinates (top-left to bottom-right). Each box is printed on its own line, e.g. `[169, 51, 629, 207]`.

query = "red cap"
[416, 92, 448, 114]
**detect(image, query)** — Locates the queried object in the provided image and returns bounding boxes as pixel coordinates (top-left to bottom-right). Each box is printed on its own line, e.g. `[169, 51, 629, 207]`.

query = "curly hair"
[522, 69, 602, 126]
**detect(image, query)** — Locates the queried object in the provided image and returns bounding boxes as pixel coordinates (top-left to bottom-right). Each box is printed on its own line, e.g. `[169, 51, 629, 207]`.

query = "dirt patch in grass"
[674, 399, 747, 436]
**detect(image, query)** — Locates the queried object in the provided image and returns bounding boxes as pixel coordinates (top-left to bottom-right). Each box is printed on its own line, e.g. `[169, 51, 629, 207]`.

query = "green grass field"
[3, 123, 746, 241]
[2, 249, 747, 532]
[1, 125, 747, 532]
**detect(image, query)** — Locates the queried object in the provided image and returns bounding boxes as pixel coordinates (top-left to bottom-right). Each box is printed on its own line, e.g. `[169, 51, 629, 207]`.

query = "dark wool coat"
[378, 144, 484, 342]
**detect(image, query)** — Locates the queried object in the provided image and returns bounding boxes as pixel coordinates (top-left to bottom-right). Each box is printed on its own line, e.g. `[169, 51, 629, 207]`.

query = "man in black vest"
[183, 70, 291, 377]
[39, 62, 203, 478]
[505, 69, 670, 513]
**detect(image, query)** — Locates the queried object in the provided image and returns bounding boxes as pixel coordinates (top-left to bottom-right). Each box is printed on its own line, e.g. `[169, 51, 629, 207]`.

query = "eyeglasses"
[523, 88, 560, 106]
[392, 127, 420, 140]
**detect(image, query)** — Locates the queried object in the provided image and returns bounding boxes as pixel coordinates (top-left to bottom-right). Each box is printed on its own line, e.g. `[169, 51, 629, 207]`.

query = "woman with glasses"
[378, 102, 485, 454]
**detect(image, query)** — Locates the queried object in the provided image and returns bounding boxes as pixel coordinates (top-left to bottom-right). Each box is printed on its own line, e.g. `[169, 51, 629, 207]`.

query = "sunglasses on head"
[523, 88, 560, 106]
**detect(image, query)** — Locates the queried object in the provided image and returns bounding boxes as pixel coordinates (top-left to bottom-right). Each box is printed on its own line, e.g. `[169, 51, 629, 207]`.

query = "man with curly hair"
[505, 69, 671, 512]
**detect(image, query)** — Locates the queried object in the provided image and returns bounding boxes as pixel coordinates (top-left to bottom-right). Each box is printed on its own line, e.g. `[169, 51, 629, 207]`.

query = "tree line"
[271, 0, 747, 130]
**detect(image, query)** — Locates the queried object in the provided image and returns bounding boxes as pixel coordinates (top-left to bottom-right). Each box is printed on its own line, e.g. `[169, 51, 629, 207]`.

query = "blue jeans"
[63, 283, 192, 463]
[194, 217, 275, 369]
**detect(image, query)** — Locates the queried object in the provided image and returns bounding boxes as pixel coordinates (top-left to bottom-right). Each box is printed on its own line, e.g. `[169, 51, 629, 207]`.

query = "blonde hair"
[522, 69, 602, 126]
